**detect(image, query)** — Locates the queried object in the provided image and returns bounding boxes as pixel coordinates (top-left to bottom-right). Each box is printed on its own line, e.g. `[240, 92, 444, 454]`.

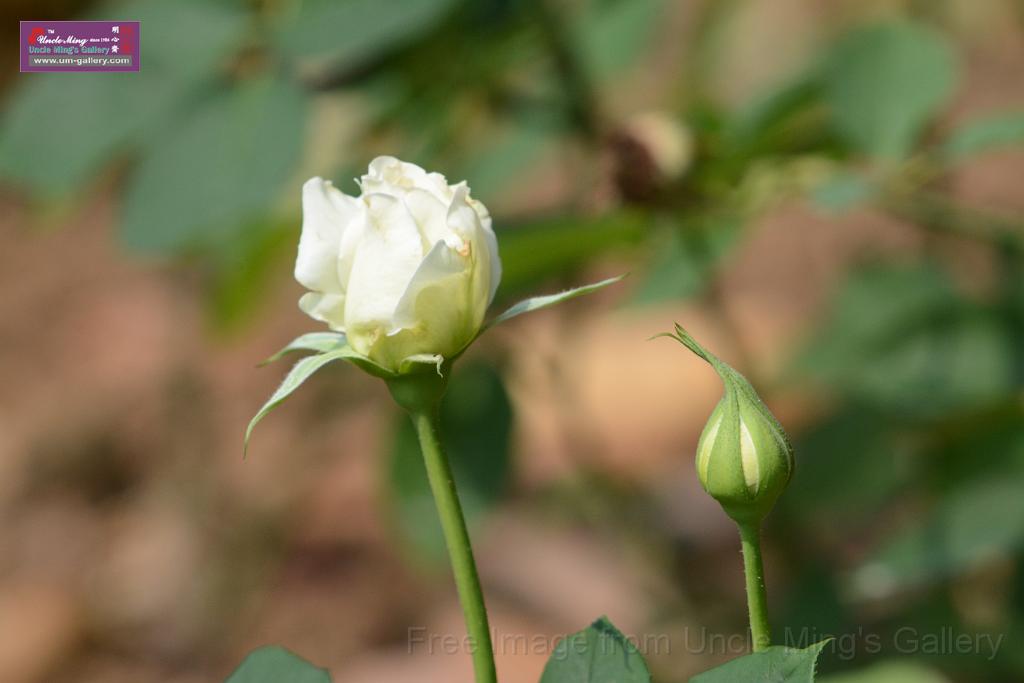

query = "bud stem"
[411, 409, 498, 683]
[737, 522, 772, 652]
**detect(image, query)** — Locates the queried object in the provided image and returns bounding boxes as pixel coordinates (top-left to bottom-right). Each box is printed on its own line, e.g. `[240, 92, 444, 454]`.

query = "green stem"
[738, 522, 772, 652]
[412, 410, 498, 683]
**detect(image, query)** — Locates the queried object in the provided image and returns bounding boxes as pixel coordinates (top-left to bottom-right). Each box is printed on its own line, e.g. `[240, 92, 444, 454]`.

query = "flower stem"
[412, 410, 498, 683]
[737, 521, 772, 652]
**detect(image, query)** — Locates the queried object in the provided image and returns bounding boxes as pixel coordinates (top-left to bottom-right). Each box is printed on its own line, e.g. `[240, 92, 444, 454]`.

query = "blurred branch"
[497, 210, 647, 296]
[676, 0, 744, 107]
[532, 0, 601, 141]
[883, 190, 1024, 250]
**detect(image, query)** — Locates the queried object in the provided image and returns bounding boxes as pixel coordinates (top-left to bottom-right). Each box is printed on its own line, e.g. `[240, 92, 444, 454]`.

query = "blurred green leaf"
[208, 220, 295, 331]
[456, 122, 558, 202]
[850, 419, 1024, 595]
[824, 22, 956, 159]
[633, 213, 743, 305]
[942, 111, 1024, 161]
[783, 409, 910, 521]
[95, 0, 247, 86]
[929, 411, 1024, 488]
[777, 565, 848, 648]
[0, 0, 247, 198]
[727, 75, 820, 142]
[799, 263, 1016, 418]
[723, 74, 829, 161]
[0, 74, 173, 196]
[497, 211, 646, 295]
[273, 0, 458, 69]
[811, 172, 876, 213]
[820, 661, 947, 683]
[851, 469, 1024, 596]
[539, 616, 651, 683]
[576, 0, 667, 81]
[388, 362, 512, 562]
[633, 232, 706, 304]
[225, 646, 330, 683]
[121, 76, 307, 253]
[690, 642, 829, 683]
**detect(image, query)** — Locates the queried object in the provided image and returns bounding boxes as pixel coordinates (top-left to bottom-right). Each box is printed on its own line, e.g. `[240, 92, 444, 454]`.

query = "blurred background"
[2, 0, 1024, 681]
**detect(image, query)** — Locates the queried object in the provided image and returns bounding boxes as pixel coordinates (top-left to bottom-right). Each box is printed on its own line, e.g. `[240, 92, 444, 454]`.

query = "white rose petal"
[298, 292, 347, 330]
[343, 194, 424, 344]
[392, 239, 467, 332]
[295, 177, 358, 294]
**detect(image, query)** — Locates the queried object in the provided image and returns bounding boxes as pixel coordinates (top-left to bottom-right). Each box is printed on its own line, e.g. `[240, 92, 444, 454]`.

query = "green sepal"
[398, 353, 445, 376]
[245, 337, 396, 455]
[261, 331, 348, 365]
[689, 641, 830, 683]
[657, 323, 787, 437]
[482, 274, 625, 333]
[247, 274, 624, 453]
[385, 360, 452, 414]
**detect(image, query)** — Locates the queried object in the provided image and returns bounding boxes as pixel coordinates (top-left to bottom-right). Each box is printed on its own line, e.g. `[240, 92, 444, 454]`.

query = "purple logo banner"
[20, 20, 139, 72]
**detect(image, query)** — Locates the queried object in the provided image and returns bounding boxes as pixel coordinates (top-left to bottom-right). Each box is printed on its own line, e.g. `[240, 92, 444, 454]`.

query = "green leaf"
[0, 0, 247, 198]
[273, 0, 458, 69]
[539, 616, 652, 683]
[121, 76, 307, 254]
[690, 642, 829, 683]
[263, 332, 349, 365]
[245, 346, 369, 455]
[225, 646, 330, 683]
[824, 22, 956, 158]
[486, 275, 624, 331]
[820, 661, 947, 683]
[388, 362, 512, 562]
[942, 111, 1024, 161]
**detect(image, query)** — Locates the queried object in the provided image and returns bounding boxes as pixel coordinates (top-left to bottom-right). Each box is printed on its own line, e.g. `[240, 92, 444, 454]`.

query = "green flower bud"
[661, 324, 794, 525]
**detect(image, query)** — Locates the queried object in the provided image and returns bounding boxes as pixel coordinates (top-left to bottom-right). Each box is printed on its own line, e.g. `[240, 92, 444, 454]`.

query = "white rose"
[294, 156, 501, 373]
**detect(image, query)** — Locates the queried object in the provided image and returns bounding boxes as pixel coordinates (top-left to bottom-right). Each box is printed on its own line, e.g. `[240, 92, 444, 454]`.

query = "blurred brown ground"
[2, 1, 1024, 682]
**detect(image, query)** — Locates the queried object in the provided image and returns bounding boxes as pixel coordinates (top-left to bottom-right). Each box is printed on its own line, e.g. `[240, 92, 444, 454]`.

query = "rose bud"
[247, 158, 623, 451]
[661, 324, 794, 525]
[294, 156, 501, 374]
[609, 111, 693, 202]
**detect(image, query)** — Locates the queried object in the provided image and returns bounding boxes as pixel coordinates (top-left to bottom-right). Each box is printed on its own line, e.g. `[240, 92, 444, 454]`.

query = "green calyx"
[246, 276, 626, 456]
[659, 324, 794, 525]
[386, 361, 452, 414]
